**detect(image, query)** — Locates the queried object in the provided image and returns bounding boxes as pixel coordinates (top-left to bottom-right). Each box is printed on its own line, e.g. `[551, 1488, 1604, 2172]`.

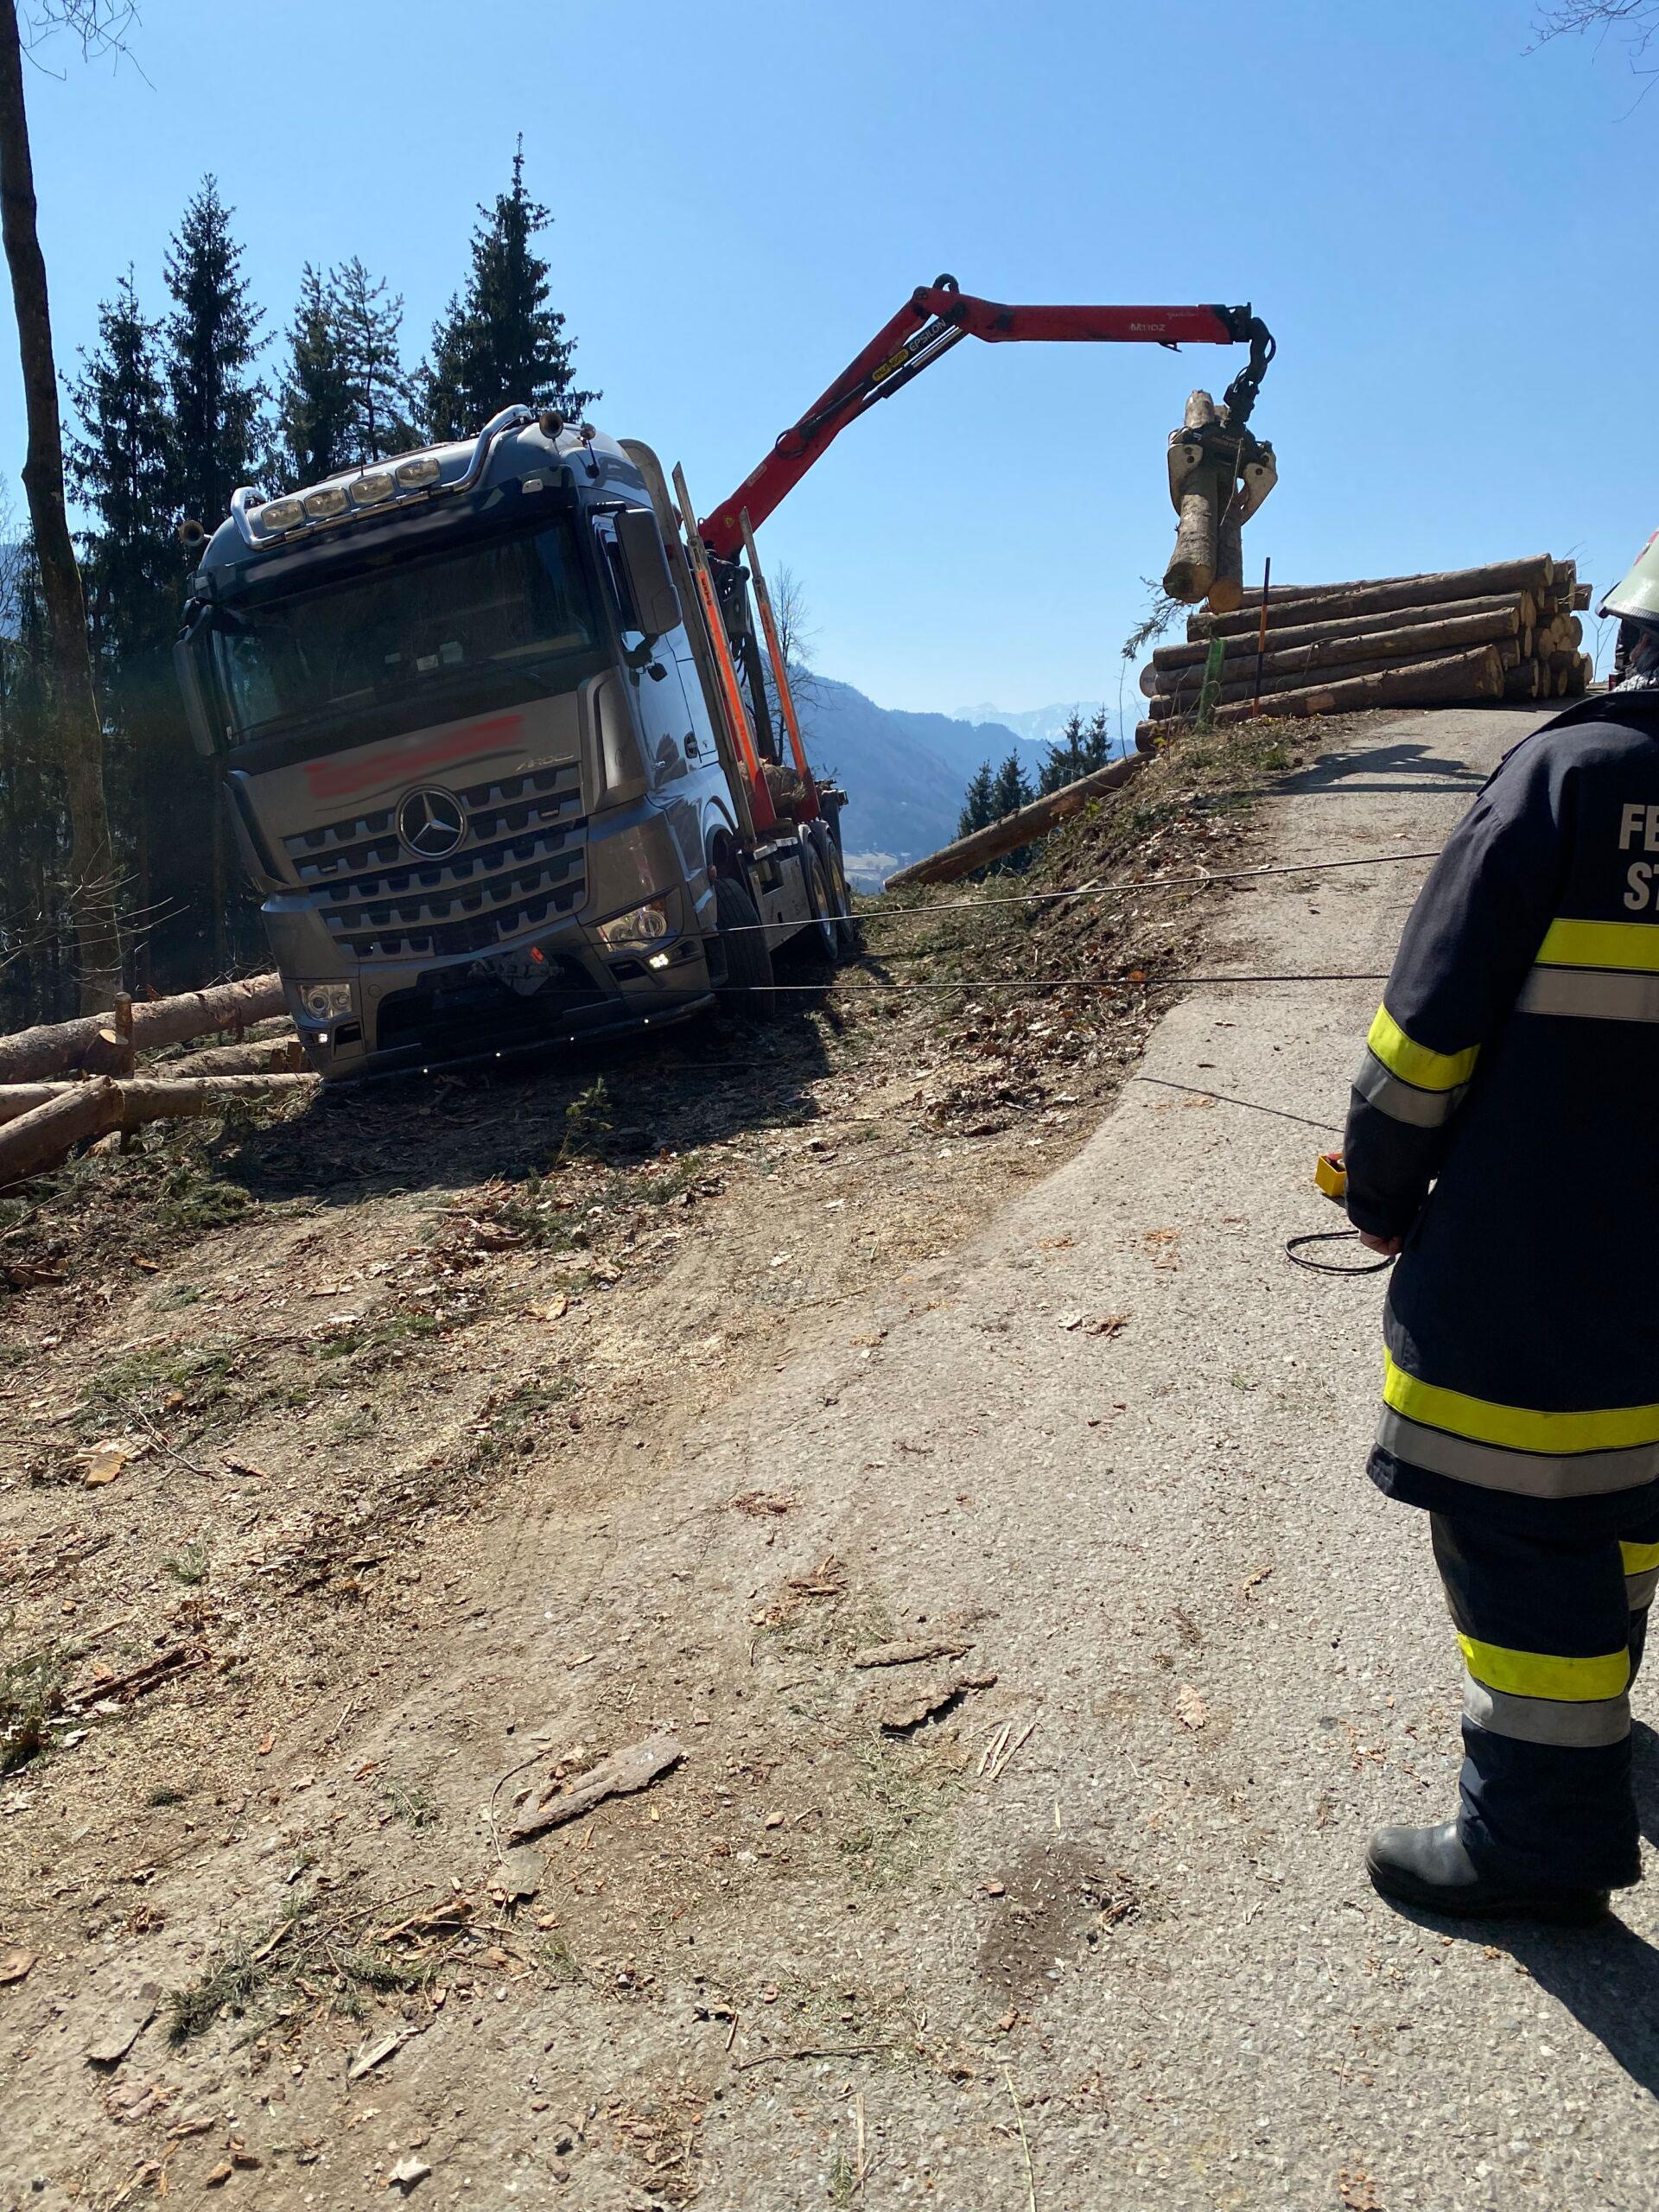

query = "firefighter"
[1346, 540, 1659, 1923]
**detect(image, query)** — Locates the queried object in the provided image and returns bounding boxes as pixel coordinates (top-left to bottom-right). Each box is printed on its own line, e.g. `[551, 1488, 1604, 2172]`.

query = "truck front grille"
[281, 762, 588, 963]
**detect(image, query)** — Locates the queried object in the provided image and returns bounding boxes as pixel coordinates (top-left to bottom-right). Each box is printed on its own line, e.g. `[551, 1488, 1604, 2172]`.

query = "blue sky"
[0, 0, 1641, 719]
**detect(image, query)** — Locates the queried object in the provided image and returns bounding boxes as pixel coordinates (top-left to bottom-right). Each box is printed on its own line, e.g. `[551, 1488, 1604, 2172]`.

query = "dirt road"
[10, 703, 1656, 2210]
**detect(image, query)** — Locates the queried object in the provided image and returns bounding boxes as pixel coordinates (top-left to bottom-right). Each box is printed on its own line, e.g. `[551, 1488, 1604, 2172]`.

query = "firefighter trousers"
[1431, 1513, 1659, 1890]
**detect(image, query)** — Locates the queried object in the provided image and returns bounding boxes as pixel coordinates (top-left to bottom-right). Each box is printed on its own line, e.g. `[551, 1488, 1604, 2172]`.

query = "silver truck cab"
[175, 408, 838, 1078]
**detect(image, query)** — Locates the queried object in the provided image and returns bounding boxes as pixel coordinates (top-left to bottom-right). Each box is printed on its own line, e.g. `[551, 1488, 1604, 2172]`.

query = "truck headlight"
[296, 981, 354, 1024]
[595, 895, 673, 952]
[259, 496, 305, 533]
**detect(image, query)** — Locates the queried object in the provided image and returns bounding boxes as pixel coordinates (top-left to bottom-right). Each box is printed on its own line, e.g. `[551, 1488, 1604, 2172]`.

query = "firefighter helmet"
[1602, 532, 1659, 627]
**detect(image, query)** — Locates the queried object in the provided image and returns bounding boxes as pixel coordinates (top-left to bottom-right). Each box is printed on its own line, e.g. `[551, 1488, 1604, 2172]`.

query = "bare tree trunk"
[0, 0, 121, 1013]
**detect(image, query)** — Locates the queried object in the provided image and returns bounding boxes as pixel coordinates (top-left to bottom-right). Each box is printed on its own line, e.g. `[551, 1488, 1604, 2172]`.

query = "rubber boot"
[1366, 1821, 1610, 1924]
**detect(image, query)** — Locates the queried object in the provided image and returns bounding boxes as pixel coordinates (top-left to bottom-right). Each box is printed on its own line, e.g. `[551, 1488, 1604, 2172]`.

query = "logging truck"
[173, 277, 1275, 1080]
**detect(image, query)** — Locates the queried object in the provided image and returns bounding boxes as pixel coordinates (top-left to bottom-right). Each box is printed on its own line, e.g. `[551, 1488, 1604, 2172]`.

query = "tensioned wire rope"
[712, 843, 1446, 934]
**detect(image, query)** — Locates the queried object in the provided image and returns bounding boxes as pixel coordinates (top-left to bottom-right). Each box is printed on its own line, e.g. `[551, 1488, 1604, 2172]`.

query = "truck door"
[593, 513, 705, 881]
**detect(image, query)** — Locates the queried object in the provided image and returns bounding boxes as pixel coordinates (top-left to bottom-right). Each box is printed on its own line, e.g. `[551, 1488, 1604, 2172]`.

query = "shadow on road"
[1276, 741, 1493, 800]
[1371, 1726, 1659, 2101]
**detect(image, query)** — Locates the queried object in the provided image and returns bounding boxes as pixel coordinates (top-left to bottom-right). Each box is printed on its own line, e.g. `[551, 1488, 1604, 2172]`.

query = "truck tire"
[801, 839, 841, 963]
[713, 872, 775, 1019]
[809, 820, 860, 962]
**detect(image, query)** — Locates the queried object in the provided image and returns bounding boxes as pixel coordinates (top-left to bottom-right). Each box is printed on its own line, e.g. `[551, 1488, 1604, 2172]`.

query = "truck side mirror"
[615, 508, 682, 639]
[173, 615, 219, 760]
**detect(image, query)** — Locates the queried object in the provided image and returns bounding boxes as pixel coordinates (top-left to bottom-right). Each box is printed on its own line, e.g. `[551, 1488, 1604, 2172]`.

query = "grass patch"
[153, 1154, 258, 1238]
[534, 1928, 584, 1986]
[77, 1341, 240, 1432]
[381, 1778, 440, 1831]
[1, 1644, 67, 1774]
[162, 1541, 211, 1587]
[167, 1892, 315, 2044]
[461, 1376, 575, 1473]
[836, 1733, 959, 1890]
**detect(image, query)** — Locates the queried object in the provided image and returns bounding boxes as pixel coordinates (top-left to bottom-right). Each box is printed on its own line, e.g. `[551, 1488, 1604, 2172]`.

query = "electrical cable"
[1285, 1230, 1394, 1276]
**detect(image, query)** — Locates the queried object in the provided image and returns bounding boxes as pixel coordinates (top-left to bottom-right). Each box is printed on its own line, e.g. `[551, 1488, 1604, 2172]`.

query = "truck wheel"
[713, 872, 775, 1019]
[810, 821, 860, 962]
[802, 840, 841, 963]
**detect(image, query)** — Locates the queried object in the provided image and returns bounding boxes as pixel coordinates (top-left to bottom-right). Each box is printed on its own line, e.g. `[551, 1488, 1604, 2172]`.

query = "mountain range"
[797, 681, 1117, 887]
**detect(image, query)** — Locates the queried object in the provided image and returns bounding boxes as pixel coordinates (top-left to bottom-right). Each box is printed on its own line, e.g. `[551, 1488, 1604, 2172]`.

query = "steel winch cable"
[715, 968, 1391, 996]
[715, 845, 1445, 935]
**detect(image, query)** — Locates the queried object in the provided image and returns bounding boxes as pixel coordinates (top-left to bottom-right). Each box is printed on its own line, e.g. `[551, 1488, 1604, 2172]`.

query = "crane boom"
[699, 275, 1274, 561]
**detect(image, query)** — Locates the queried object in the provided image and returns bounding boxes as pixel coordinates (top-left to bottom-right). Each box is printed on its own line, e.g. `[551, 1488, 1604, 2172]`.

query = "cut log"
[1209, 500, 1244, 614]
[1226, 556, 1553, 614]
[0, 973, 286, 1088]
[1573, 583, 1592, 612]
[0, 1079, 122, 1185]
[1135, 645, 1503, 749]
[1151, 593, 1532, 676]
[0, 1072, 315, 1183]
[1191, 559, 1557, 641]
[1163, 393, 1219, 604]
[885, 754, 1145, 890]
[0, 1071, 315, 1130]
[166, 1036, 308, 1078]
[1148, 632, 1522, 716]
[1144, 605, 1528, 702]
[1503, 659, 1541, 701]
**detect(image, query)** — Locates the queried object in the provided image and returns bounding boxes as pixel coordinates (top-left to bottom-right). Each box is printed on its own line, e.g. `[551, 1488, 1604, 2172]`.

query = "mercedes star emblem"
[397, 785, 466, 860]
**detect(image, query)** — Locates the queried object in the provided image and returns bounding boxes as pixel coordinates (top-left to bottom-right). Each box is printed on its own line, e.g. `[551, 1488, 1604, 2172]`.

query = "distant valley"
[795, 680, 1114, 887]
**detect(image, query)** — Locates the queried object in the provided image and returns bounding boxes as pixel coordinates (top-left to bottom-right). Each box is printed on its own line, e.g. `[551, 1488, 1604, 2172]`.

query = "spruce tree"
[1039, 709, 1088, 796]
[423, 143, 596, 440]
[70, 270, 196, 993]
[165, 175, 267, 531]
[276, 264, 354, 488]
[334, 256, 417, 463]
[67, 270, 176, 662]
[957, 760, 996, 839]
[1039, 707, 1114, 794]
[991, 748, 1034, 821]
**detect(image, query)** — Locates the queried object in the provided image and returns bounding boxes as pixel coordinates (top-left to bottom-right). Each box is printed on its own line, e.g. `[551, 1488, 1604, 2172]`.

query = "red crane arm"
[699, 276, 1273, 561]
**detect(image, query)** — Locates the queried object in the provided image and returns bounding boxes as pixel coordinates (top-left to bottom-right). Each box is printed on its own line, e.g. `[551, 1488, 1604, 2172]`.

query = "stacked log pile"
[1136, 556, 1593, 750]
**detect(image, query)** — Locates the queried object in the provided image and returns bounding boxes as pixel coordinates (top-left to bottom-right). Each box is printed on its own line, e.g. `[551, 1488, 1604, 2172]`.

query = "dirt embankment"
[0, 715, 1336, 2209]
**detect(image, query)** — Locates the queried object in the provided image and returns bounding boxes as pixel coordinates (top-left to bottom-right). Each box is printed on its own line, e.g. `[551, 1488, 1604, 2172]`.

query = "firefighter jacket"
[1344, 692, 1659, 1535]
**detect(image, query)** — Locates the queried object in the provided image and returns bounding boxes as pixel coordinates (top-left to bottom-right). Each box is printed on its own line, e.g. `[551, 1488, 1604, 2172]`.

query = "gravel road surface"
[626, 702, 1657, 2209]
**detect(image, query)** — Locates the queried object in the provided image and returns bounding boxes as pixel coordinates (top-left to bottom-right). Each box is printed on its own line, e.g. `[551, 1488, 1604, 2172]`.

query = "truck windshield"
[209, 520, 600, 747]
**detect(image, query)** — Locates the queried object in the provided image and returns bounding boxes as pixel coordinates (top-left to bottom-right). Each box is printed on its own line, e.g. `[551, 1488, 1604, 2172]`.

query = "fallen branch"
[734, 2043, 903, 2074]
[507, 1731, 684, 1843]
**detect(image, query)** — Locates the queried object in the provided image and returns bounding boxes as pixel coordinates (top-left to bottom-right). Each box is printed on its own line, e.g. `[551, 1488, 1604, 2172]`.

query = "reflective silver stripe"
[1351, 1047, 1464, 1128]
[1376, 1407, 1659, 1499]
[1627, 1568, 1659, 1611]
[1463, 1670, 1630, 1747]
[1518, 967, 1659, 1023]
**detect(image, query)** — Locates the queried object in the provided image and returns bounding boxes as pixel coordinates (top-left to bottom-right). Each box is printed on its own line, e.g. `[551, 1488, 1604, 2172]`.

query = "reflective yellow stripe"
[1622, 1540, 1659, 1574]
[1536, 918, 1659, 973]
[1365, 1004, 1478, 1092]
[1458, 1634, 1630, 1703]
[1383, 1352, 1659, 1456]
